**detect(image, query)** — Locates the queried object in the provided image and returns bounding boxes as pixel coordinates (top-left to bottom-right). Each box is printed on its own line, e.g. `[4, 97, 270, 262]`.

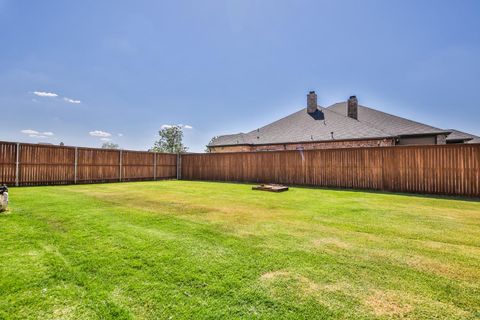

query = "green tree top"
[101, 142, 119, 149]
[151, 125, 188, 153]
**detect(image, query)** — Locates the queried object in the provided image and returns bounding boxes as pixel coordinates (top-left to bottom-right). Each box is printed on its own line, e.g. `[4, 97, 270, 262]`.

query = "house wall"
[436, 134, 447, 145]
[396, 134, 447, 146]
[208, 145, 254, 153]
[209, 138, 395, 153]
[397, 136, 436, 145]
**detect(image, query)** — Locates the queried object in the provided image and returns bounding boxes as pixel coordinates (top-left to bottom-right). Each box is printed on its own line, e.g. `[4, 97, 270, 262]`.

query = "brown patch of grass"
[52, 305, 76, 319]
[260, 271, 319, 296]
[404, 255, 479, 282]
[260, 272, 362, 312]
[260, 270, 291, 281]
[364, 290, 413, 317]
[312, 237, 351, 250]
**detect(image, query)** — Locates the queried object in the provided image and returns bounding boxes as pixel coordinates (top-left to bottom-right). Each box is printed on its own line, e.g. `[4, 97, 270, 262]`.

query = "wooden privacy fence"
[0, 142, 177, 186]
[181, 144, 480, 197]
[1, 141, 479, 196]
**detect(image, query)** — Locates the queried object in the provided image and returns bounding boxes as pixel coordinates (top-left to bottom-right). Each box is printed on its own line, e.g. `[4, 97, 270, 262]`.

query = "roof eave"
[208, 136, 394, 147]
[396, 131, 451, 138]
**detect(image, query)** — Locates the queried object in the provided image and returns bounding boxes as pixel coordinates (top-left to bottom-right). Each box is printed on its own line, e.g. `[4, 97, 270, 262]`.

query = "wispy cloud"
[161, 124, 173, 129]
[118, 133, 124, 137]
[33, 91, 58, 97]
[21, 129, 54, 138]
[184, 125, 193, 129]
[100, 137, 111, 142]
[89, 130, 112, 138]
[31, 91, 82, 104]
[63, 97, 81, 104]
[21, 129, 39, 135]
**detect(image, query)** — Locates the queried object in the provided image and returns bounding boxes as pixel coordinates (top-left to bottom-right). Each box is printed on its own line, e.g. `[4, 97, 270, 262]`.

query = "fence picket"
[1, 141, 479, 197]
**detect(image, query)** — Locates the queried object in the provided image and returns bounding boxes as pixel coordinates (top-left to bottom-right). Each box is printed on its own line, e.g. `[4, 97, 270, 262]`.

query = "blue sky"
[1, 0, 479, 152]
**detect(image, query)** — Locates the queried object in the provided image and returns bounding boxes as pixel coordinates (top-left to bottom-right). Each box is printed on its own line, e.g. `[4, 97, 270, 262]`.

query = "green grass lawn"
[1, 181, 479, 319]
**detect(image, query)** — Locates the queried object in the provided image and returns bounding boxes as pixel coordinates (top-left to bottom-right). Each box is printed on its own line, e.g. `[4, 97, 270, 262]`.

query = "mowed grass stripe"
[0, 181, 479, 319]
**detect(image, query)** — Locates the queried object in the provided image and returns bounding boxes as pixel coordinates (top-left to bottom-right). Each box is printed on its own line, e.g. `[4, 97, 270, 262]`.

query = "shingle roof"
[209, 101, 452, 147]
[209, 106, 392, 146]
[209, 133, 249, 146]
[446, 129, 480, 143]
[328, 102, 449, 136]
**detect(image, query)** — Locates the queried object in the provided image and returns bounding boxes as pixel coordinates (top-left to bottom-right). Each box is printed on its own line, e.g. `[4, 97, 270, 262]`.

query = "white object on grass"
[0, 192, 8, 212]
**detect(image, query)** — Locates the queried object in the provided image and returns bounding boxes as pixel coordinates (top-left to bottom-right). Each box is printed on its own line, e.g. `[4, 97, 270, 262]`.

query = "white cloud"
[118, 133, 124, 137]
[89, 130, 112, 138]
[161, 124, 193, 129]
[21, 129, 39, 135]
[100, 137, 111, 142]
[21, 129, 54, 138]
[33, 91, 58, 97]
[63, 97, 81, 104]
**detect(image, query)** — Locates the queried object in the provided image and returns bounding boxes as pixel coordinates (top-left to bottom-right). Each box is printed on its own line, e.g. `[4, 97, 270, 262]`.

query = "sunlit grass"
[1, 181, 479, 319]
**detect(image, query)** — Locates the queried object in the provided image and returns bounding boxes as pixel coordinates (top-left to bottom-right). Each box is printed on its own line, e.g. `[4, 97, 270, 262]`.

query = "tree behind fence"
[181, 144, 480, 197]
[0, 141, 479, 197]
[0, 142, 177, 186]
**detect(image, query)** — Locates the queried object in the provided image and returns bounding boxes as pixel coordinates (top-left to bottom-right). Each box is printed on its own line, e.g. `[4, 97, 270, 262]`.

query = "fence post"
[119, 150, 123, 182]
[15, 143, 20, 187]
[153, 153, 157, 180]
[176, 153, 182, 180]
[74, 147, 78, 184]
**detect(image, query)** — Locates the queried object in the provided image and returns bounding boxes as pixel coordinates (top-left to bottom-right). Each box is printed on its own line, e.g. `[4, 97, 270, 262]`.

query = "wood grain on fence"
[181, 144, 480, 197]
[1, 141, 478, 196]
[0, 142, 17, 185]
[77, 148, 121, 183]
[0, 142, 177, 186]
[20, 144, 75, 185]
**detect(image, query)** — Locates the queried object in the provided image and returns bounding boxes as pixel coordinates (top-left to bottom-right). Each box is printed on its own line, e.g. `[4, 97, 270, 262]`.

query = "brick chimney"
[307, 91, 317, 113]
[347, 95, 358, 120]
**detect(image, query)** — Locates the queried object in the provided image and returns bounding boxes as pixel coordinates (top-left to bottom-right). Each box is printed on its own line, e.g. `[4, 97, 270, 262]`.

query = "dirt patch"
[364, 290, 412, 317]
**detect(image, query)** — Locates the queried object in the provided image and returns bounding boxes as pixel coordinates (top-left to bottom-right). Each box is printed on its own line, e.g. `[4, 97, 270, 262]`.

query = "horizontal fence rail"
[0, 142, 177, 186]
[181, 144, 480, 197]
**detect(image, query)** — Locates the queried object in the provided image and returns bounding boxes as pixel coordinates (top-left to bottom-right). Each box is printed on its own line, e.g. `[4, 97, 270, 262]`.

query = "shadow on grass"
[6, 179, 480, 203]
[181, 179, 480, 203]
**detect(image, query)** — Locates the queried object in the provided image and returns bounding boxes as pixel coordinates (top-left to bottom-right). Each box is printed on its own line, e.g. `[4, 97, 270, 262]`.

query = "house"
[207, 91, 479, 153]
[445, 129, 480, 144]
